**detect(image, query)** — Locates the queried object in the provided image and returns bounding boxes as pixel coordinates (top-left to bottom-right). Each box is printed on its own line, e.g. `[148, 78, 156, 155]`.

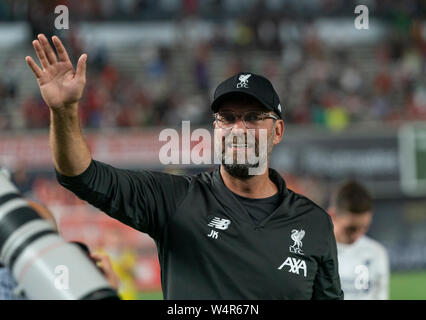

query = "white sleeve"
[373, 247, 390, 300]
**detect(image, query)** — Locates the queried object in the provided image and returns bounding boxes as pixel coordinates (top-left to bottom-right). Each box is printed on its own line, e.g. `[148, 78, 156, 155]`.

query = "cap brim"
[211, 90, 274, 114]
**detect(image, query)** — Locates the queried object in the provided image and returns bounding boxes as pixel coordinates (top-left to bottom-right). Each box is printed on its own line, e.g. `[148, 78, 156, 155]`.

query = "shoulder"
[285, 188, 332, 226]
[268, 168, 332, 227]
[136, 168, 218, 192]
[193, 169, 216, 182]
[123, 168, 194, 185]
[359, 236, 388, 257]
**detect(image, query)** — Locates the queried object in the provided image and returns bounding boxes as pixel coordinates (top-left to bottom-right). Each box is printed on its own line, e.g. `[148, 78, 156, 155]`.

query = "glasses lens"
[243, 112, 263, 128]
[217, 112, 236, 128]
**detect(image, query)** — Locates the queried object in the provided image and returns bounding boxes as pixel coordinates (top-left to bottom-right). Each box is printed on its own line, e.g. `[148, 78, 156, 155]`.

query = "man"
[25, 34, 343, 299]
[328, 180, 389, 300]
[0, 199, 119, 299]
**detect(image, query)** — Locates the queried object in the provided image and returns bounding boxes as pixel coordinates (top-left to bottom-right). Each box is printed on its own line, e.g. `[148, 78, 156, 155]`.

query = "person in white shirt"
[328, 180, 390, 300]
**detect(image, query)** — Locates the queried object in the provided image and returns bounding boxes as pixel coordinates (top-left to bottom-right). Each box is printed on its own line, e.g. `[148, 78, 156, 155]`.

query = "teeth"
[230, 144, 249, 147]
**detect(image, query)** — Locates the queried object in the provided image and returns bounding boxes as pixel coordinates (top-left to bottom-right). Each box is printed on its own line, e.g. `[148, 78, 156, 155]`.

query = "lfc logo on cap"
[236, 74, 251, 88]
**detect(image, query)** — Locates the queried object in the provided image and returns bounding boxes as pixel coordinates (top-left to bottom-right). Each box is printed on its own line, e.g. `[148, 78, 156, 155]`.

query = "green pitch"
[138, 291, 163, 300]
[136, 270, 426, 300]
[390, 270, 426, 300]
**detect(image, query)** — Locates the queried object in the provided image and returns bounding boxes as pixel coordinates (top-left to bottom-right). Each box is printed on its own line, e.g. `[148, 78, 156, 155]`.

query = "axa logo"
[289, 229, 305, 255]
[278, 257, 307, 277]
[236, 74, 251, 88]
[207, 216, 231, 240]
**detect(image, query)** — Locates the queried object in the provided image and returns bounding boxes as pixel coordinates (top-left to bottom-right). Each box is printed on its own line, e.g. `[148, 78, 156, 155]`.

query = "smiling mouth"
[226, 143, 255, 148]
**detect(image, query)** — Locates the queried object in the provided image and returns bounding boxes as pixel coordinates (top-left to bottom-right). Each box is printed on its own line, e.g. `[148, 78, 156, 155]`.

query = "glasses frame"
[213, 110, 279, 129]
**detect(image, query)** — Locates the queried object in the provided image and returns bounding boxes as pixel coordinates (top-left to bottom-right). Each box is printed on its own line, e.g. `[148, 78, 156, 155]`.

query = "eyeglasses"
[213, 111, 279, 129]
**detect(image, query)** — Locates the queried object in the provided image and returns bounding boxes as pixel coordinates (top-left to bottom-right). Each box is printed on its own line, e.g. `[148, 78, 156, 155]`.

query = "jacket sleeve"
[312, 216, 344, 300]
[55, 159, 191, 240]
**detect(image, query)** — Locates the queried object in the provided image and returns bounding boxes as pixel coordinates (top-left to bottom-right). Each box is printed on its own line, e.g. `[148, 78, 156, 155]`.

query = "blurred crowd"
[280, 27, 426, 129]
[0, 0, 425, 130]
[1, 0, 425, 21]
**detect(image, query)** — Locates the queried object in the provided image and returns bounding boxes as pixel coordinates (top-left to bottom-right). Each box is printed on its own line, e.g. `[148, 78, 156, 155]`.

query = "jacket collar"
[211, 165, 289, 227]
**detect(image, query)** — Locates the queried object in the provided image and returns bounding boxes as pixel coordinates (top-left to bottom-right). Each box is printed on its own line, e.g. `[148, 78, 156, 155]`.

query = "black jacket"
[56, 160, 344, 300]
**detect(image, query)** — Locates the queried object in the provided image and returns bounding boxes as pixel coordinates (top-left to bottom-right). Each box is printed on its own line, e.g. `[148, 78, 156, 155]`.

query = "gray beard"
[217, 126, 276, 179]
[222, 162, 260, 180]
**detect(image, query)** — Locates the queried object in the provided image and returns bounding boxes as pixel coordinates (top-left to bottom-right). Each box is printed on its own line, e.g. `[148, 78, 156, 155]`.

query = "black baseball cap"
[211, 72, 282, 119]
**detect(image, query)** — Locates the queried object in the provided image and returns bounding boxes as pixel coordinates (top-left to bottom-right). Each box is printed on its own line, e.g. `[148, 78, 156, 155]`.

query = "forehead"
[338, 211, 372, 226]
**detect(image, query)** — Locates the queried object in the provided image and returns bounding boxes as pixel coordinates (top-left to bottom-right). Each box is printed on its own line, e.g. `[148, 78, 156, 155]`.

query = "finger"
[75, 54, 87, 81]
[91, 254, 112, 273]
[52, 36, 71, 63]
[90, 252, 109, 263]
[25, 56, 43, 79]
[90, 252, 102, 262]
[38, 34, 58, 65]
[33, 40, 50, 69]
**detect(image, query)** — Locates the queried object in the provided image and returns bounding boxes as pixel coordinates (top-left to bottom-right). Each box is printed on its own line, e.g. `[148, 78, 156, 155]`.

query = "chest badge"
[289, 229, 305, 255]
[207, 216, 231, 240]
[277, 229, 308, 276]
[208, 217, 231, 230]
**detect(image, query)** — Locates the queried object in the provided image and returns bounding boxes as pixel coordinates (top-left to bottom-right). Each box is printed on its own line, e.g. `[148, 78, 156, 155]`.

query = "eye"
[244, 112, 262, 122]
[219, 112, 236, 123]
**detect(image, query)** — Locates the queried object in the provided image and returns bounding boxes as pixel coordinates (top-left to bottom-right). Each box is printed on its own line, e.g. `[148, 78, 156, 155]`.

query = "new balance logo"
[208, 217, 231, 230]
[206, 216, 231, 240]
[278, 257, 307, 277]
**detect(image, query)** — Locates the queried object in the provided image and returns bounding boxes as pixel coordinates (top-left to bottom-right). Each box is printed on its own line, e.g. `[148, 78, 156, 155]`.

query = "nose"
[231, 116, 247, 131]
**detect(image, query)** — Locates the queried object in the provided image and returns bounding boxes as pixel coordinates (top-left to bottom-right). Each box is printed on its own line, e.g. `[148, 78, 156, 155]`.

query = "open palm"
[26, 34, 87, 110]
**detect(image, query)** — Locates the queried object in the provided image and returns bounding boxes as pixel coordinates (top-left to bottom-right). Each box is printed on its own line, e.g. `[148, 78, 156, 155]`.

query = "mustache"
[221, 134, 257, 147]
[220, 134, 260, 160]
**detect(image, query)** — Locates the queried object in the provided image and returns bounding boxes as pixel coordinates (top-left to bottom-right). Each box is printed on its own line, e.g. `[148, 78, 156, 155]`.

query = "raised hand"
[25, 34, 87, 110]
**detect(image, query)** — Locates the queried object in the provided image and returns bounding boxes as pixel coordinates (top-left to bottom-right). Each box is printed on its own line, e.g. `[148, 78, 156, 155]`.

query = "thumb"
[75, 53, 87, 81]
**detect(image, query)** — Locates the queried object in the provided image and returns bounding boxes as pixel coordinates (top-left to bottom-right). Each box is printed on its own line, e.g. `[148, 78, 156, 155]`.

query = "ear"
[328, 206, 336, 221]
[273, 120, 285, 145]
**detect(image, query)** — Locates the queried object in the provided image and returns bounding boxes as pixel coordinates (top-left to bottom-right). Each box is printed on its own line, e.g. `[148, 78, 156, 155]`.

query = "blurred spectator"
[26, 0, 55, 40]
[374, 67, 393, 95]
[22, 97, 50, 129]
[194, 43, 211, 92]
[328, 180, 390, 300]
